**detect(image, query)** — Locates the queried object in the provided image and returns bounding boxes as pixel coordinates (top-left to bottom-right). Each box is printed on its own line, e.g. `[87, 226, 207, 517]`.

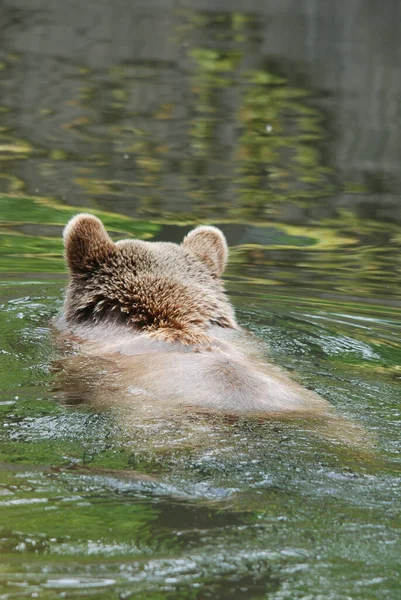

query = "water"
[0, 2, 400, 598]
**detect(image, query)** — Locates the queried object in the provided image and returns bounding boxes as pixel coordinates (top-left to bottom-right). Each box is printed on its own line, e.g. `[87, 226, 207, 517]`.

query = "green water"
[0, 2, 400, 599]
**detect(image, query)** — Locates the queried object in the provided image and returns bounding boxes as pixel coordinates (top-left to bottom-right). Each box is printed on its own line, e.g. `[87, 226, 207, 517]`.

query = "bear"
[55, 213, 336, 419]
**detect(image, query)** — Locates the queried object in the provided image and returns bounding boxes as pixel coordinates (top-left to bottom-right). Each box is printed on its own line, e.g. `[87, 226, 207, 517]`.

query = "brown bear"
[56, 213, 333, 417]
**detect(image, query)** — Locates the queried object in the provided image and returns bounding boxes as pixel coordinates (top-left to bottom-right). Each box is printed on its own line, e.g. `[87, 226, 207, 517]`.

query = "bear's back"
[56, 317, 332, 417]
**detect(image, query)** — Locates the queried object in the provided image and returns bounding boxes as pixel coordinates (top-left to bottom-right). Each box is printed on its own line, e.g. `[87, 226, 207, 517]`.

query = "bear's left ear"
[63, 213, 115, 273]
[182, 226, 228, 277]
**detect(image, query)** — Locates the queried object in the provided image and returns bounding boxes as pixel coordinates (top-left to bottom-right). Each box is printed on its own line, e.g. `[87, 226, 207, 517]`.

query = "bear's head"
[63, 214, 237, 345]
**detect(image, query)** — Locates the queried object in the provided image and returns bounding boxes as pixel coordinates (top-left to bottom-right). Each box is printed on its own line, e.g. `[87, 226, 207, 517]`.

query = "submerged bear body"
[57, 214, 332, 417]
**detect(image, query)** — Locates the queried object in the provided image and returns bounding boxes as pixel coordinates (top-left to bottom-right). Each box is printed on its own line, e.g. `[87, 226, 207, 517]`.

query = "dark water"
[0, 1, 400, 598]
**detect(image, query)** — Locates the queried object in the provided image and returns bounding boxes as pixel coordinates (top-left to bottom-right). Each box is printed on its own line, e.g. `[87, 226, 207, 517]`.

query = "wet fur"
[63, 214, 235, 346]
[57, 214, 341, 419]
[56, 318, 333, 417]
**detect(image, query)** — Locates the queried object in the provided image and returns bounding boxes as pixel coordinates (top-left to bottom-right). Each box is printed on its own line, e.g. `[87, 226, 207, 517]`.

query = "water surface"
[0, 2, 400, 599]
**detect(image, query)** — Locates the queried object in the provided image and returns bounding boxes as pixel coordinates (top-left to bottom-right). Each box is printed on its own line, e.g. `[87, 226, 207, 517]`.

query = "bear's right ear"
[182, 226, 228, 277]
[63, 213, 114, 273]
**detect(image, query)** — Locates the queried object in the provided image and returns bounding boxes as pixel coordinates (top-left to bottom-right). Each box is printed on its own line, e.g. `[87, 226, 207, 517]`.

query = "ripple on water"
[0, 287, 400, 600]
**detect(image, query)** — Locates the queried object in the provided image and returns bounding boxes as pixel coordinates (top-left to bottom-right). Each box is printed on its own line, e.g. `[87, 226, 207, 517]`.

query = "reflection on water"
[0, 1, 401, 599]
[0, 3, 400, 299]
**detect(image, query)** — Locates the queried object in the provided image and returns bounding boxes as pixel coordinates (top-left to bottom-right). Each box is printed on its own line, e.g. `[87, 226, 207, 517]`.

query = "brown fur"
[57, 214, 339, 419]
[62, 214, 236, 346]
